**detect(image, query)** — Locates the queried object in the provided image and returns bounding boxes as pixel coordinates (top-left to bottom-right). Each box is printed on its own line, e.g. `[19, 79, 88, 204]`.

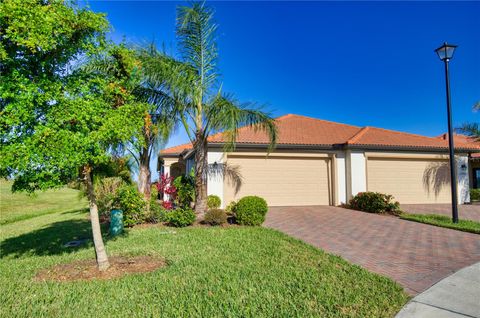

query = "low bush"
[116, 185, 146, 227]
[94, 177, 125, 220]
[225, 201, 237, 215]
[236, 196, 268, 226]
[207, 195, 221, 209]
[150, 185, 159, 202]
[147, 201, 168, 223]
[166, 207, 196, 227]
[173, 173, 195, 208]
[348, 192, 401, 215]
[470, 189, 480, 201]
[204, 208, 227, 225]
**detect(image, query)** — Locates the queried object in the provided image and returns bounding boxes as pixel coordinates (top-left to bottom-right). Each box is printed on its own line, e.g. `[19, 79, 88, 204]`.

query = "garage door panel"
[367, 158, 451, 204]
[224, 156, 330, 206]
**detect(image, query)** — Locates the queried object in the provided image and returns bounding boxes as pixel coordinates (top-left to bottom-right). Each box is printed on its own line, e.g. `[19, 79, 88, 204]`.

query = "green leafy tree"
[0, 0, 145, 270]
[147, 2, 278, 215]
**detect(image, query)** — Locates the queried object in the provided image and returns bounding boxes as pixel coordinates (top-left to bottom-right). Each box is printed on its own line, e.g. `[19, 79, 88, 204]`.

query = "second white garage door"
[367, 157, 451, 204]
[224, 155, 331, 206]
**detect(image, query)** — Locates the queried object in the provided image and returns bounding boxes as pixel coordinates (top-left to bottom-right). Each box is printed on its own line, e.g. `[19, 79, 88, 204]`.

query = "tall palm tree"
[171, 2, 278, 214]
[458, 102, 480, 141]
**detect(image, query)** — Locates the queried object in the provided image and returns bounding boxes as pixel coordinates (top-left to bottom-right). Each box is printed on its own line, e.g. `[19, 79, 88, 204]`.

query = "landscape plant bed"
[400, 213, 480, 234]
[1, 210, 409, 317]
[35, 256, 166, 282]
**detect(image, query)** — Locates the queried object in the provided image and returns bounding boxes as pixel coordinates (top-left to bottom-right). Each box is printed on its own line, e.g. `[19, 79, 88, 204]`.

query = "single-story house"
[159, 114, 480, 208]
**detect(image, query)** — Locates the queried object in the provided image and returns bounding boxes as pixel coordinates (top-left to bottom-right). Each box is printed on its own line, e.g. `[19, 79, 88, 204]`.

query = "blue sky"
[84, 0, 479, 179]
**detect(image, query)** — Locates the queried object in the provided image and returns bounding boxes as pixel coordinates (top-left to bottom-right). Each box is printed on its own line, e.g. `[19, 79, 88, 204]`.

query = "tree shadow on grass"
[0, 217, 118, 258]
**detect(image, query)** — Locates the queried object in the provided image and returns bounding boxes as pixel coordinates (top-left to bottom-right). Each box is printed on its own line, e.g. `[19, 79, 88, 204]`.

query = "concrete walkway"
[396, 262, 480, 318]
[265, 206, 480, 295]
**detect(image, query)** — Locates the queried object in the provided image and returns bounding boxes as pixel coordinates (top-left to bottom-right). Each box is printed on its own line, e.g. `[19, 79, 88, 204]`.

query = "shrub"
[94, 177, 125, 220]
[156, 174, 177, 202]
[173, 174, 195, 208]
[166, 208, 196, 227]
[150, 185, 159, 202]
[348, 192, 401, 214]
[147, 201, 168, 223]
[204, 208, 227, 225]
[225, 201, 237, 215]
[470, 189, 480, 201]
[207, 195, 221, 209]
[116, 185, 146, 227]
[162, 200, 174, 210]
[236, 196, 268, 226]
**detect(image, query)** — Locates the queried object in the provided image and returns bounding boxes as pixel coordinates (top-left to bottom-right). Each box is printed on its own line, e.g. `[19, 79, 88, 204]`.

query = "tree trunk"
[194, 132, 208, 217]
[84, 165, 110, 271]
[138, 147, 151, 204]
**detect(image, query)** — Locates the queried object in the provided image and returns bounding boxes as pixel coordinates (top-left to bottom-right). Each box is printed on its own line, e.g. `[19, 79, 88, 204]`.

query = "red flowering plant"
[155, 174, 177, 210]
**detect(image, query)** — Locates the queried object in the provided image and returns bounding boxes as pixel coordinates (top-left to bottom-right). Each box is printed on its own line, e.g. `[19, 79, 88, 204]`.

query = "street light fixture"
[435, 42, 459, 223]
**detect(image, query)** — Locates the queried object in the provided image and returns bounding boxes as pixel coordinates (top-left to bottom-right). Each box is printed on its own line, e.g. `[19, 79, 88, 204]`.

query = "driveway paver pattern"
[264, 206, 480, 295]
[401, 204, 480, 222]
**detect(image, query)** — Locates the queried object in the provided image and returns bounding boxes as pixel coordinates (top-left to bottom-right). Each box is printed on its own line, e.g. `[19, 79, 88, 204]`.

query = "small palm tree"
[86, 44, 178, 205]
[148, 2, 277, 215]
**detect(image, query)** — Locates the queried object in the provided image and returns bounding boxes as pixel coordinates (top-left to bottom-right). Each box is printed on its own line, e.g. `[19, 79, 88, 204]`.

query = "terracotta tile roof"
[436, 133, 480, 157]
[436, 133, 479, 144]
[347, 127, 480, 150]
[161, 142, 193, 155]
[160, 114, 480, 155]
[208, 114, 362, 145]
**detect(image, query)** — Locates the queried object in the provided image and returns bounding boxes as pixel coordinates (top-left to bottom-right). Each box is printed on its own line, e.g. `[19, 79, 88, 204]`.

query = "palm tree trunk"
[194, 132, 208, 216]
[83, 165, 110, 271]
[138, 147, 151, 204]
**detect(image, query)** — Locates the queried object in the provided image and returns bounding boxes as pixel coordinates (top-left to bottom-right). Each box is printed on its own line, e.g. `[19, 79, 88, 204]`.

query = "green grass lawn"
[400, 213, 480, 234]
[0, 207, 409, 317]
[0, 180, 87, 225]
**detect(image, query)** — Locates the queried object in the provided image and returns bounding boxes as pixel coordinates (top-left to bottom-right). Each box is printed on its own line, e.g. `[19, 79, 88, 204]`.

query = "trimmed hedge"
[236, 196, 268, 226]
[204, 208, 227, 226]
[348, 192, 401, 215]
[207, 195, 221, 209]
[166, 208, 196, 227]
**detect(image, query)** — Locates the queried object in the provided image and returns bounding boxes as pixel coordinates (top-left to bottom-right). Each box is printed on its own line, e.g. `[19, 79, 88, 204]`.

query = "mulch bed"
[35, 256, 166, 282]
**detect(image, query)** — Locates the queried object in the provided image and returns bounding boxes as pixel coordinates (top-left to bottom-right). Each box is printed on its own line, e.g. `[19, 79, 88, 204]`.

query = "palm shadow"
[423, 161, 450, 196]
[1, 217, 115, 259]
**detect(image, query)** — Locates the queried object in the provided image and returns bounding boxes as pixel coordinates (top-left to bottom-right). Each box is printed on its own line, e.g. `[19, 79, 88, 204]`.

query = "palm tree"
[171, 2, 278, 214]
[86, 44, 178, 205]
[458, 101, 480, 141]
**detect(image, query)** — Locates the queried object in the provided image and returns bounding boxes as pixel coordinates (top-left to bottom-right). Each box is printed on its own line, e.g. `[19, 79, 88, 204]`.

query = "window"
[474, 168, 480, 189]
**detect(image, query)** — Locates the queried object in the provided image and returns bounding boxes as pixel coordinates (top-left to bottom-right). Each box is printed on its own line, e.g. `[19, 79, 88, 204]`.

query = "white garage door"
[224, 156, 331, 206]
[367, 157, 451, 204]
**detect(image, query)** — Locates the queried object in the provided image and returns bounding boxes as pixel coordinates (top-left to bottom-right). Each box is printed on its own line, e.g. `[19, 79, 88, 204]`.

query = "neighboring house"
[159, 114, 480, 208]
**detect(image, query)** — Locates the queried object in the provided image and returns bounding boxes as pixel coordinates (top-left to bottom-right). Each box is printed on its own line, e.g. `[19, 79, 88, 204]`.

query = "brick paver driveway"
[265, 206, 480, 295]
[401, 204, 480, 222]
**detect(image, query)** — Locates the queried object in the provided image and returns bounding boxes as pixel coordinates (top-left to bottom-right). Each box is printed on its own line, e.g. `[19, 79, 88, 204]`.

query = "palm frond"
[473, 101, 480, 111]
[176, 1, 218, 98]
[457, 122, 480, 141]
[205, 93, 277, 152]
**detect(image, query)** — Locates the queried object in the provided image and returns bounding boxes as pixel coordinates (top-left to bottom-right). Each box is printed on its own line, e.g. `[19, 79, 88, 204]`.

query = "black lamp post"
[435, 42, 459, 223]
